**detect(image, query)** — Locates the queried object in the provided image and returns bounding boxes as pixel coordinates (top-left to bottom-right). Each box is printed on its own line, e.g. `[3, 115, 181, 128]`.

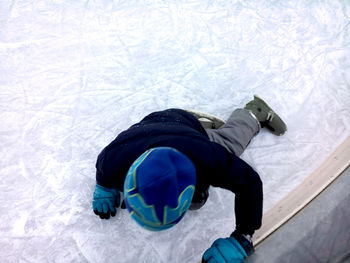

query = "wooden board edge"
[252, 135, 350, 246]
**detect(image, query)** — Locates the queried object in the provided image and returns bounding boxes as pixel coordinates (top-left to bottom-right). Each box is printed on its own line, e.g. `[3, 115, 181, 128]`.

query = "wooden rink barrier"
[197, 136, 350, 262]
[253, 135, 350, 246]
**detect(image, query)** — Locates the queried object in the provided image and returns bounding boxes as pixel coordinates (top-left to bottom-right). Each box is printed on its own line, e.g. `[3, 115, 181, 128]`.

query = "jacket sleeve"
[95, 143, 134, 190]
[95, 147, 113, 187]
[211, 147, 263, 236]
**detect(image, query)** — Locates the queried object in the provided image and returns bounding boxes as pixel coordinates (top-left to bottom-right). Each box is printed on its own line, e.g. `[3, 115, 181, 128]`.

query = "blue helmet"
[124, 147, 196, 231]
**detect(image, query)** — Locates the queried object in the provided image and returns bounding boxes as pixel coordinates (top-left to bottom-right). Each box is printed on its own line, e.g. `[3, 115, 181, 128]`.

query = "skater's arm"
[211, 150, 263, 236]
[95, 148, 114, 188]
[93, 147, 126, 219]
[232, 161, 263, 236]
[202, 155, 261, 263]
[95, 146, 131, 189]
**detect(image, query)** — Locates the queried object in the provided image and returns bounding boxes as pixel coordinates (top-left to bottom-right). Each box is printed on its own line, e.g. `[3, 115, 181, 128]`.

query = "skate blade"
[185, 109, 226, 129]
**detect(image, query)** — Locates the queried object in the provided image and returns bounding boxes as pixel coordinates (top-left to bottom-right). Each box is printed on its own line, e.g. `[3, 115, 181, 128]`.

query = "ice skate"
[185, 109, 226, 129]
[244, 95, 287, 136]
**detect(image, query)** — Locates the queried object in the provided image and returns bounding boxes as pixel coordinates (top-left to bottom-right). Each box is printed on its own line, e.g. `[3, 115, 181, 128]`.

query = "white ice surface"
[1, 1, 350, 262]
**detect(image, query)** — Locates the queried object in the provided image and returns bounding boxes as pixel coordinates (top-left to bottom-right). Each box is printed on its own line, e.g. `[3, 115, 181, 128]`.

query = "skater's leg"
[205, 95, 287, 156]
[188, 109, 259, 211]
[206, 109, 260, 156]
[244, 95, 287, 136]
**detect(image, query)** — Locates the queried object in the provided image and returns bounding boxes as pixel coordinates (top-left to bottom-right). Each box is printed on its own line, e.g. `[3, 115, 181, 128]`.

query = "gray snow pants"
[189, 109, 260, 210]
[205, 109, 260, 156]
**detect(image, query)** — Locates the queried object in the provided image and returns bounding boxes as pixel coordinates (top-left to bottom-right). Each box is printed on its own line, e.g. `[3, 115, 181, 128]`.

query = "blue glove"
[202, 234, 253, 263]
[92, 184, 120, 219]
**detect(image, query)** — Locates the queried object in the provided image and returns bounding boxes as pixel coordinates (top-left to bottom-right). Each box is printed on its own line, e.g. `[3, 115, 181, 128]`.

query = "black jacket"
[96, 109, 263, 235]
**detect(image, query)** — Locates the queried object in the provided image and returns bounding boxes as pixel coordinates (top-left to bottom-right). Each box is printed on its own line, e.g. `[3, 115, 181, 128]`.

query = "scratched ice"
[1, 1, 350, 262]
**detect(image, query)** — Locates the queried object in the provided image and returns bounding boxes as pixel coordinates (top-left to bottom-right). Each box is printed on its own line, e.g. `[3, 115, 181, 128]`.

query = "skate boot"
[185, 109, 226, 129]
[244, 95, 287, 136]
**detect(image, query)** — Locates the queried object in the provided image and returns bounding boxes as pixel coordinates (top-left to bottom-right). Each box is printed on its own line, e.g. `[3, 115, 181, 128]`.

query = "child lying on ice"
[92, 95, 287, 263]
